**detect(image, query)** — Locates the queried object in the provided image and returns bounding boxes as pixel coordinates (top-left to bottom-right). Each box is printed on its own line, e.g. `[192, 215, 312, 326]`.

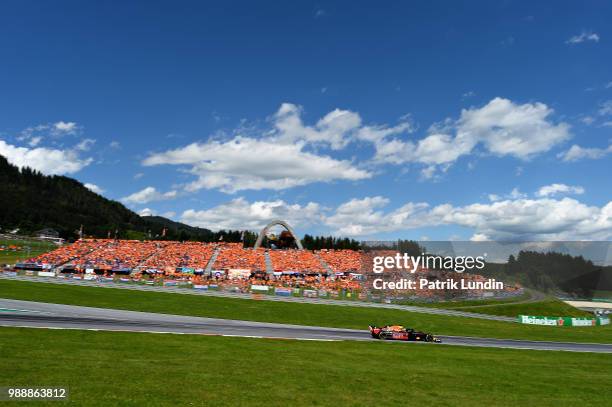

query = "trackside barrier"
[275, 287, 292, 296]
[250, 284, 269, 294]
[518, 315, 610, 326]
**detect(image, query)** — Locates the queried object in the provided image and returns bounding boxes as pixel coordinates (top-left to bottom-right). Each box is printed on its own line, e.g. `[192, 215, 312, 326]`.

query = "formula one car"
[369, 325, 441, 342]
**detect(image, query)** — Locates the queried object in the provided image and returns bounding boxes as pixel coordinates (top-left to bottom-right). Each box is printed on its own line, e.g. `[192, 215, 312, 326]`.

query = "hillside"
[481, 251, 612, 297]
[0, 155, 214, 240]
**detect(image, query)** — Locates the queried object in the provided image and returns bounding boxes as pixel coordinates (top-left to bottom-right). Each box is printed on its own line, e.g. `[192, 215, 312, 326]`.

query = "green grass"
[0, 327, 610, 406]
[1, 279, 610, 344]
[453, 298, 591, 318]
[394, 292, 532, 308]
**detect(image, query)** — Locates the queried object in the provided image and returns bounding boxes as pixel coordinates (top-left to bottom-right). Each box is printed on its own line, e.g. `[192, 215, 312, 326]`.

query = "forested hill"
[482, 250, 612, 297]
[0, 155, 215, 240]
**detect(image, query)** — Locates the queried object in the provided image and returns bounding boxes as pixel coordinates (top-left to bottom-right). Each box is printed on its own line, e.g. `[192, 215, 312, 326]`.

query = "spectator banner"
[193, 284, 208, 290]
[518, 315, 609, 326]
[37, 271, 55, 277]
[228, 269, 250, 279]
[303, 289, 318, 298]
[164, 280, 178, 286]
[250, 284, 269, 293]
[275, 287, 292, 296]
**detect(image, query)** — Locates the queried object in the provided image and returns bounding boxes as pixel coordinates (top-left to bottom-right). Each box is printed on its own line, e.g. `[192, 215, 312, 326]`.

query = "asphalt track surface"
[0, 274, 516, 322]
[1, 299, 611, 353]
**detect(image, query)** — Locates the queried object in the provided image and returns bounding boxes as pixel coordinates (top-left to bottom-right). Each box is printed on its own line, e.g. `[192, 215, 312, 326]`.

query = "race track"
[2, 299, 611, 353]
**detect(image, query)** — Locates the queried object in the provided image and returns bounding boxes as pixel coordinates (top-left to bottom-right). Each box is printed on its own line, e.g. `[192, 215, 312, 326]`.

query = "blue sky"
[1, 0, 611, 240]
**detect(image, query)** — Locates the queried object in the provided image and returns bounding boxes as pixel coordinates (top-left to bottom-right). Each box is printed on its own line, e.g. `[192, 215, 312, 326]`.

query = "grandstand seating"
[269, 249, 324, 273]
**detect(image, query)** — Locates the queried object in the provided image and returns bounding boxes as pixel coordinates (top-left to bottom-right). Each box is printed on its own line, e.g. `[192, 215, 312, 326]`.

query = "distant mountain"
[0, 154, 214, 241]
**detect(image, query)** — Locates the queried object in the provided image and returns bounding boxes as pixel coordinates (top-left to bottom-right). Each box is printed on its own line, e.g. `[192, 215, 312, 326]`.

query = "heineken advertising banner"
[518, 315, 610, 326]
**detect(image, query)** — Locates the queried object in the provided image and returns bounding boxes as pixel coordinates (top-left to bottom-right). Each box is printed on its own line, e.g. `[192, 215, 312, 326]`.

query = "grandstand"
[12, 220, 519, 300]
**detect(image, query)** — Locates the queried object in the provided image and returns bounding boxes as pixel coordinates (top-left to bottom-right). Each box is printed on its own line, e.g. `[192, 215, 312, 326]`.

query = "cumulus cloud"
[143, 137, 370, 193]
[536, 183, 584, 197]
[121, 186, 178, 204]
[53, 121, 78, 135]
[325, 196, 430, 236]
[372, 98, 570, 170]
[142, 98, 571, 194]
[180, 193, 612, 240]
[84, 183, 105, 194]
[325, 196, 612, 240]
[0, 139, 92, 175]
[181, 197, 323, 231]
[566, 31, 600, 44]
[558, 144, 612, 161]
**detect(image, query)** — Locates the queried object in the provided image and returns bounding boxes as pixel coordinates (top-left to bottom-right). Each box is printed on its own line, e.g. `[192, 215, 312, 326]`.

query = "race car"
[368, 325, 441, 342]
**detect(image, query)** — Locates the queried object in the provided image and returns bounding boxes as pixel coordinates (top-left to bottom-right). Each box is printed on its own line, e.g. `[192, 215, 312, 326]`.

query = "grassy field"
[0, 327, 610, 406]
[396, 291, 533, 308]
[452, 298, 591, 317]
[0, 239, 56, 265]
[1, 279, 610, 344]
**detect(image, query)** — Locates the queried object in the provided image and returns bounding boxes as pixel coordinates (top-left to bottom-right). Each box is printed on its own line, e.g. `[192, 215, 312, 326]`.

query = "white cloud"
[142, 98, 570, 193]
[566, 31, 600, 44]
[143, 137, 370, 193]
[181, 197, 323, 231]
[371, 98, 570, 169]
[162, 211, 176, 218]
[109, 141, 121, 149]
[598, 100, 612, 116]
[139, 208, 155, 217]
[581, 116, 595, 125]
[84, 183, 105, 194]
[53, 121, 78, 135]
[28, 136, 42, 147]
[178, 193, 612, 241]
[75, 138, 95, 151]
[325, 196, 612, 240]
[121, 186, 178, 204]
[558, 144, 612, 161]
[273, 103, 364, 150]
[0, 139, 92, 175]
[458, 97, 570, 158]
[536, 183, 585, 197]
[439, 198, 612, 241]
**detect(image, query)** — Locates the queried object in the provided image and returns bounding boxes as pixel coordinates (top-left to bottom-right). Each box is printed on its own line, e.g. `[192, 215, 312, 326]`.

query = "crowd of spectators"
[213, 243, 266, 271]
[23, 240, 518, 300]
[27, 239, 110, 266]
[317, 249, 362, 272]
[74, 240, 161, 270]
[141, 242, 217, 271]
[269, 249, 325, 273]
